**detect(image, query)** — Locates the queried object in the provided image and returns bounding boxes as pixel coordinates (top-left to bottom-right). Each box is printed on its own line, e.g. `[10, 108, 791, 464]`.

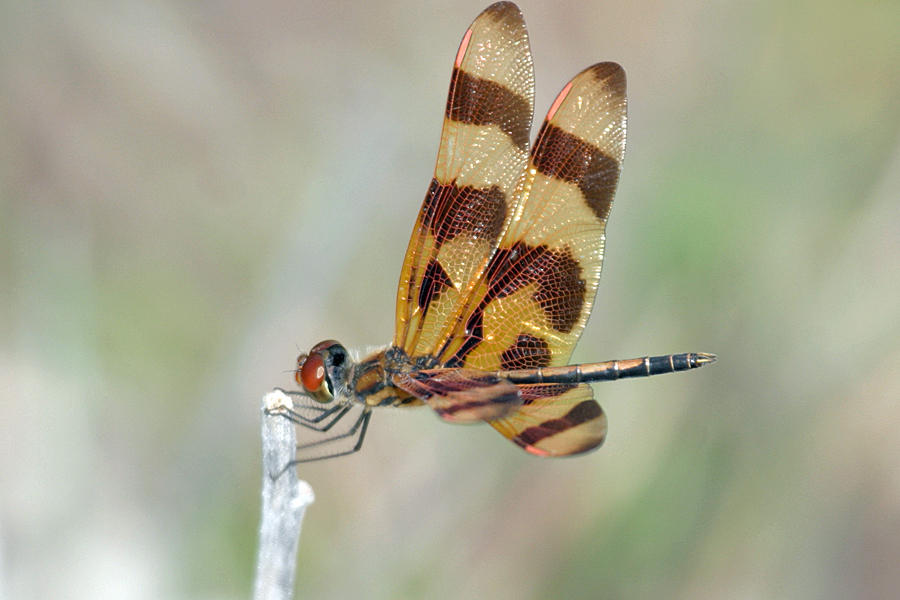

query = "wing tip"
[586, 62, 626, 92]
[463, 3, 526, 54]
[511, 399, 608, 457]
[544, 62, 626, 123]
[483, 2, 523, 21]
[518, 431, 606, 457]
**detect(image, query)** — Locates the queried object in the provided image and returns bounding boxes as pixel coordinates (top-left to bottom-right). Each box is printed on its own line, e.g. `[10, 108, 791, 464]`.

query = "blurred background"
[2, 0, 898, 598]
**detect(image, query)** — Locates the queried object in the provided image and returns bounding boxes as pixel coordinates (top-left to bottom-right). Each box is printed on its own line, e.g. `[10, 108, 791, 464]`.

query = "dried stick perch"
[253, 390, 315, 600]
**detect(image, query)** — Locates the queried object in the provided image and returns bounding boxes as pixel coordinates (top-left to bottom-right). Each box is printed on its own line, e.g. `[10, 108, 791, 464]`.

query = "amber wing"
[491, 383, 607, 456]
[433, 62, 627, 372]
[392, 368, 521, 423]
[426, 64, 625, 455]
[393, 3, 626, 455]
[478, 64, 626, 455]
[394, 2, 535, 359]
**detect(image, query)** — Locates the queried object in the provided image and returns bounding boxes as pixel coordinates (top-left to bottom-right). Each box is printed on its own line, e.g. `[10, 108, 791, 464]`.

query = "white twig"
[253, 390, 315, 600]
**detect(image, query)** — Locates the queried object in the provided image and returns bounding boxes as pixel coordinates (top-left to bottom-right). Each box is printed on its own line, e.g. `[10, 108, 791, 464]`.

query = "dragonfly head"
[295, 340, 352, 403]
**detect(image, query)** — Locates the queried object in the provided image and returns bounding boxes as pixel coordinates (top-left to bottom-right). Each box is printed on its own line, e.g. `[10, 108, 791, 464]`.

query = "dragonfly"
[276, 1, 715, 463]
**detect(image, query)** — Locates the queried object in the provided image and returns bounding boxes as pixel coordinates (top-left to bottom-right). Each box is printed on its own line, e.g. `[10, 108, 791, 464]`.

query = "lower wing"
[394, 368, 606, 457]
[392, 367, 522, 423]
[489, 383, 607, 456]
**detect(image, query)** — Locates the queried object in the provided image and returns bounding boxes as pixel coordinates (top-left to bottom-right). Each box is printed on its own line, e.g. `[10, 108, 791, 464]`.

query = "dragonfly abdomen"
[498, 352, 716, 384]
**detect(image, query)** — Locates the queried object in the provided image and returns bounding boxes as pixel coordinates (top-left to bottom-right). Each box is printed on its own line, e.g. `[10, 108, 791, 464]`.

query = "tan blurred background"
[2, 0, 898, 598]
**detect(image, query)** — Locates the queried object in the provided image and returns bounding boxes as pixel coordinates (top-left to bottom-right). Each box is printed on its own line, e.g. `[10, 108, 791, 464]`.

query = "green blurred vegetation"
[2, 1, 898, 598]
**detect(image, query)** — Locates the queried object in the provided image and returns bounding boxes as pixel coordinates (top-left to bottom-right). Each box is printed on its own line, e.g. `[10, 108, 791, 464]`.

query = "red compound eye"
[298, 353, 326, 392]
[293, 354, 307, 388]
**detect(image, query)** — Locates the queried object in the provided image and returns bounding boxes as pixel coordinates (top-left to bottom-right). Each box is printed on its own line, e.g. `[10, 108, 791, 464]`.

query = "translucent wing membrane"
[394, 2, 535, 358]
[435, 63, 627, 373]
[286, 4, 710, 463]
[390, 5, 627, 455]
[490, 384, 607, 456]
[393, 367, 521, 422]
[477, 64, 624, 456]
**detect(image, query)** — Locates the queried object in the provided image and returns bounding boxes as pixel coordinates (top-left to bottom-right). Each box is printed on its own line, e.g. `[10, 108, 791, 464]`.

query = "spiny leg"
[280, 408, 373, 471]
[271, 388, 331, 414]
[270, 387, 350, 428]
[295, 407, 371, 452]
[277, 403, 353, 432]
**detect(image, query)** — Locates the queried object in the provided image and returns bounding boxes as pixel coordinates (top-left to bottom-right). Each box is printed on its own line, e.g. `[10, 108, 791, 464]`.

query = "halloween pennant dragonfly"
[276, 2, 715, 463]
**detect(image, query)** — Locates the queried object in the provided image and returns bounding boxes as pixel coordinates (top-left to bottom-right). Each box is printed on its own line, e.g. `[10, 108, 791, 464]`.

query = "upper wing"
[435, 63, 628, 371]
[394, 2, 535, 358]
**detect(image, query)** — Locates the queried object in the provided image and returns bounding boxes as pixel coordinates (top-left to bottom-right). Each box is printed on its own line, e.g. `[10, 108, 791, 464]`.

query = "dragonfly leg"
[270, 387, 354, 429]
[274, 403, 353, 432]
[278, 408, 373, 471]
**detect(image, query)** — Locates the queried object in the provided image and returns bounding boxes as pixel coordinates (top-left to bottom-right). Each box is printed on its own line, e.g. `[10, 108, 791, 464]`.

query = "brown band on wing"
[393, 367, 522, 422]
[586, 62, 626, 94]
[515, 399, 603, 446]
[432, 389, 520, 417]
[499, 334, 552, 370]
[481, 1, 520, 20]
[422, 179, 508, 248]
[531, 123, 620, 221]
[518, 382, 578, 406]
[449, 307, 485, 367]
[418, 258, 453, 317]
[444, 241, 586, 366]
[446, 67, 531, 151]
[407, 369, 504, 396]
[485, 242, 586, 333]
